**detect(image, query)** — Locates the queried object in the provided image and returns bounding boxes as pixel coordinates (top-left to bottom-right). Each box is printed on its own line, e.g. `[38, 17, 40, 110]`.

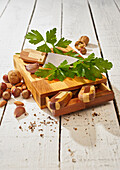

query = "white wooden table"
[0, 0, 120, 169]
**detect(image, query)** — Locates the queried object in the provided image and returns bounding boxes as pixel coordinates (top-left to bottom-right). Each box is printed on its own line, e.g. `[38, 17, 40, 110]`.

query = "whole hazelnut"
[3, 74, 9, 83]
[8, 70, 22, 85]
[12, 88, 21, 97]
[2, 91, 11, 100]
[0, 89, 3, 98]
[22, 89, 31, 99]
[80, 47, 87, 55]
[0, 82, 7, 91]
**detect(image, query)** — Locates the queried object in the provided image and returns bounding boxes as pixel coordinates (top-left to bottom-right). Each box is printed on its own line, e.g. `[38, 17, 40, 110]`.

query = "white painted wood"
[0, 0, 9, 17]
[60, 0, 120, 169]
[0, 0, 35, 121]
[0, 0, 61, 169]
[89, 0, 120, 112]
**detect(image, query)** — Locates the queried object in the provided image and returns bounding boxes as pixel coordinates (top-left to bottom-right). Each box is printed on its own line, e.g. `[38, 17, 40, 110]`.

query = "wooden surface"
[0, 0, 120, 170]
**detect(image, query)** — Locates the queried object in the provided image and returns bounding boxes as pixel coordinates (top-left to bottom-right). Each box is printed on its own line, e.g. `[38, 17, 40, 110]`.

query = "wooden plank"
[0, 0, 61, 169]
[60, 0, 120, 169]
[0, 0, 10, 123]
[0, 0, 9, 17]
[89, 0, 120, 114]
[0, 0, 35, 122]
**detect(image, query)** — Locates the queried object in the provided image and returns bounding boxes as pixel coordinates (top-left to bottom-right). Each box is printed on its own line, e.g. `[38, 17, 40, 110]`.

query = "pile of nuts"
[0, 69, 31, 118]
[75, 36, 89, 55]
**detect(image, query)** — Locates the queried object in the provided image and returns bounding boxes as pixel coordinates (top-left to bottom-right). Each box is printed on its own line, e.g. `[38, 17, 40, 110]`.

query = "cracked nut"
[8, 70, 22, 85]
[0, 82, 7, 91]
[14, 106, 26, 118]
[12, 88, 21, 97]
[0, 100, 7, 107]
[2, 91, 11, 100]
[22, 89, 31, 99]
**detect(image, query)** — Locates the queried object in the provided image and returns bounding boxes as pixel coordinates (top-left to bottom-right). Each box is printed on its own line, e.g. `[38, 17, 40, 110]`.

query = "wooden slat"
[60, 0, 120, 169]
[0, 0, 61, 169]
[0, 0, 9, 17]
[0, 0, 35, 121]
[89, 0, 120, 115]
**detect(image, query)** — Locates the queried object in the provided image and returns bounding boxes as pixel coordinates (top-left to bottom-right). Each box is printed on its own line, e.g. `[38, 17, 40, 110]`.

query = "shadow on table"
[61, 99, 120, 147]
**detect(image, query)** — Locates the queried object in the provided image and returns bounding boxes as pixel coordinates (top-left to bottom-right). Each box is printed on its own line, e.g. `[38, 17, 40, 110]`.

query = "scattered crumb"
[94, 144, 96, 147]
[34, 114, 36, 116]
[88, 123, 90, 125]
[72, 158, 76, 163]
[73, 127, 77, 131]
[105, 120, 107, 122]
[64, 118, 69, 121]
[92, 112, 100, 117]
[24, 122, 26, 124]
[108, 128, 110, 130]
[68, 149, 71, 152]
[40, 134, 44, 138]
[19, 126, 23, 131]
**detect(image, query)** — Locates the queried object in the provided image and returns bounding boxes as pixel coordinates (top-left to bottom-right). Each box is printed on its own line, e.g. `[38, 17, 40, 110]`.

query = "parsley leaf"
[25, 30, 44, 45]
[55, 38, 72, 48]
[37, 44, 51, 53]
[46, 28, 57, 45]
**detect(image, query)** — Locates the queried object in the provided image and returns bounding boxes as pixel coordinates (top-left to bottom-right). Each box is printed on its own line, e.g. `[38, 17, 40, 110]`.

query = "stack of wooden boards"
[13, 47, 114, 116]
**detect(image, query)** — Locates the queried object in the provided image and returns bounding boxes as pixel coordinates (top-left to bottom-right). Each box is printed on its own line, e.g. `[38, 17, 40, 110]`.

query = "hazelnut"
[14, 106, 26, 118]
[8, 70, 22, 85]
[22, 89, 31, 99]
[0, 82, 7, 91]
[0, 89, 3, 98]
[80, 47, 87, 55]
[11, 86, 16, 92]
[6, 83, 13, 89]
[2, 91, 11, 100]
[3, 74, 9, 83]
[12, 88, 21, 97]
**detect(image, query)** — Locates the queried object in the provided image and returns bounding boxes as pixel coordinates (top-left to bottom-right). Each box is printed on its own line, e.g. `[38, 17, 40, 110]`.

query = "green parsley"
[35, 53, 113, 81]
[25, 28, 79, 58]
[26, 28, 113, 81]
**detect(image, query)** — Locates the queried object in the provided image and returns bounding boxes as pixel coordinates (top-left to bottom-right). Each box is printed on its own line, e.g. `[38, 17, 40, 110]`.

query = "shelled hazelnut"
[2, 91, 11, 100]
[22, 89, 31, 99]
[12, 88, 21, 97]
[0, 82, 7, 91]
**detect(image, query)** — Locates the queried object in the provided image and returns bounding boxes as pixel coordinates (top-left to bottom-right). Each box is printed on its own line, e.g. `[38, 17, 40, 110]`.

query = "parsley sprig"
[26, 28, 113, 81]
[35, 53, 113, 81]
[26, 28, 79, 58]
